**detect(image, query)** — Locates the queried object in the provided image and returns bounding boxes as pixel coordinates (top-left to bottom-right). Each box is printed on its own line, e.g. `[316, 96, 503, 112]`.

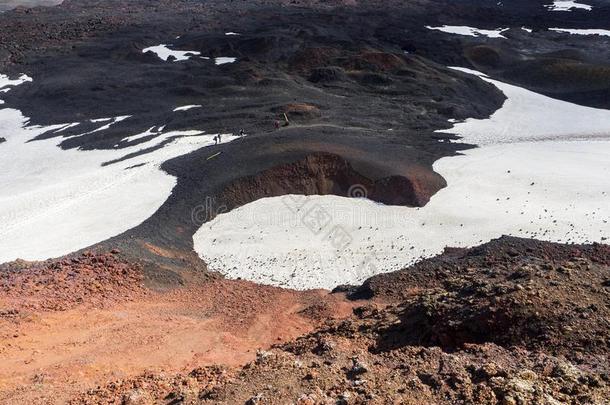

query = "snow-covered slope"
[0, 74, 237, 263]
[194, 70, 610, 290]
[438, 68, 610, 145]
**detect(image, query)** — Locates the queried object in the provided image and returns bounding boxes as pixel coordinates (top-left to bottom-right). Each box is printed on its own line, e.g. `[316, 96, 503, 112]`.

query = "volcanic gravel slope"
[0, 250, 147, 311]
[3, 0, 609, 275]
[70, 236, 610, 404]
[0, 250, 357, 404]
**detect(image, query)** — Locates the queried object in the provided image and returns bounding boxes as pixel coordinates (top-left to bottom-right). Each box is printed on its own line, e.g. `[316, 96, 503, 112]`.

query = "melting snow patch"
[0, 73, 33, 89]
[426, 25, 508, 38]
[438, 67, 610, 145]
[143, 44, 201, 62]
[225, 32, 241, 36]
[194, 144, 610, 291]
[54, 122, 80, 133]
[89, 115, 131, 133]
[546, 0, 592, 11]
[0, 74, 239, 263]
[193, 68, 610, 290]
[549, 28, 610, 37]
[215, 57, 237, 65]
[121, 126, 159, 142]
[173, 105, 202, 112]
[90, 117, 112, 123]
[124, 129, 204, 143]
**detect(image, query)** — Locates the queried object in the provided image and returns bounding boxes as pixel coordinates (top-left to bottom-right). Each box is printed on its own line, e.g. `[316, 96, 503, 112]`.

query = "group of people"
[213, 129, 246, 145]
[212, 117, 288, 145]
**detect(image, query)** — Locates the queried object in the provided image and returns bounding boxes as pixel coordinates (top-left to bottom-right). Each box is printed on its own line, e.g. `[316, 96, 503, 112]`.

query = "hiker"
[218, 133, 222, 143]
[213, 135, 218, 145]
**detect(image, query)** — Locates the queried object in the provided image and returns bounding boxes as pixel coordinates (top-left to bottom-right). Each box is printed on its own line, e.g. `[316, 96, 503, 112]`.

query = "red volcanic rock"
[0, 251, 146, 311]
[71, 237, 610, 404]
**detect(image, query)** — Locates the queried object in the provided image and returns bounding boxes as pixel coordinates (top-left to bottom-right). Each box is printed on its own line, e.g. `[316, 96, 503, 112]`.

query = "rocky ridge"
[71, 237, 610, 404]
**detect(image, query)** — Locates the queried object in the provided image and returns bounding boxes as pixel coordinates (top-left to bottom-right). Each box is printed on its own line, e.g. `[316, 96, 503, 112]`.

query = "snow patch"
[142, 44, 236, 65]
[215, 57, 237, 65]
[121, 126, 159, 142]
[426, 25, 508, 39]
[173, 105, 202, 112]
[143, 44, 201, 62]
[0, 73, 33, 89]
[193, 69, 610, 290]
[438, 67, 610, 145]
[89, 115, 131, 134]
[123, 129, 205, 143]
[549, 28, 610, 37]
[90, 117, 112, 123]
[0, 74, 238, 263]
[546, 0, 592, 11]
[54, 122, 80, 133]
[194, 143, 610, 290]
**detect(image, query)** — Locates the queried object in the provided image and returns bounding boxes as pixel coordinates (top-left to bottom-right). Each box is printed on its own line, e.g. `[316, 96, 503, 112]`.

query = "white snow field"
[546, 0, 592, 11]
[0, 73, 237, 263]
[194, 69, 610, 290]
[173, 105, 202, 112]
[142, 44, 202, 61]
[142, 43, 237, 65]
[214, 57, 237, 65]
[549, 28, 610, 37]
[437, 68, 610, 144]
[425, 25, 508, 38]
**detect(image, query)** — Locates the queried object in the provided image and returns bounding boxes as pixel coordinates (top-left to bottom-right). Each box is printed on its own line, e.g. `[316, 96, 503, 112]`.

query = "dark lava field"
[2, 0, 609, 278]
[1, 1, 610, 403]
